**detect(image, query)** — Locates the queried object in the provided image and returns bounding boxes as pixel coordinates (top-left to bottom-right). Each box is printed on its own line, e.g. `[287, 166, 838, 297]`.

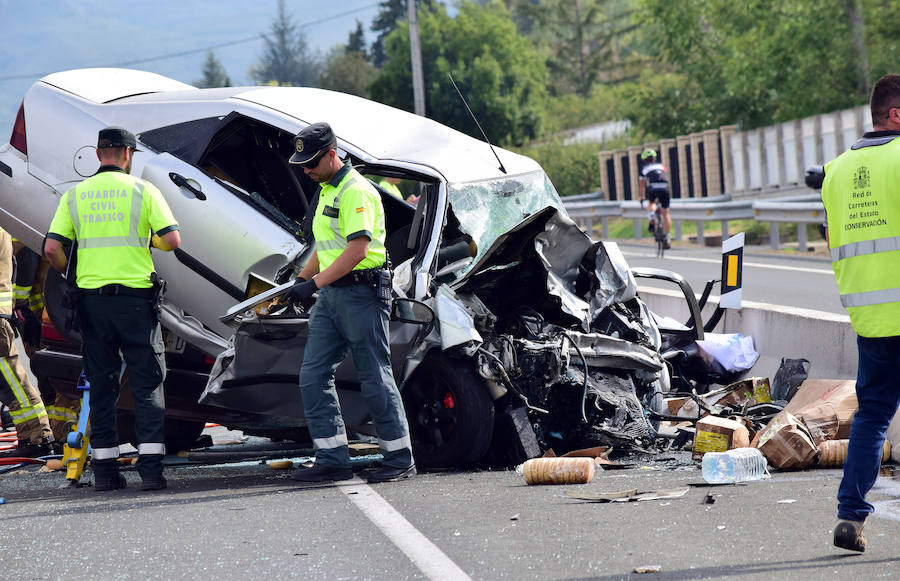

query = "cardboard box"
[756, 412, 818, 470]
[692, 415, 750, 460]
[752, 379, 858, 447]
[712, 377, 772, 407]
[886, 407, 900, 463]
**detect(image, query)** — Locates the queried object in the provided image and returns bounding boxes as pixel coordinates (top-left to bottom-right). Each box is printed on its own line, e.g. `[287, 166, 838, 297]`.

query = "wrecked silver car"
[206, 199, 696, 470]
[3, 68, 717, 466]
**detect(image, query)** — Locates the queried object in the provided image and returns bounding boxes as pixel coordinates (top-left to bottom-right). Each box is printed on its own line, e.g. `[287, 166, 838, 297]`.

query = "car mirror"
[391, 298, 434, 324]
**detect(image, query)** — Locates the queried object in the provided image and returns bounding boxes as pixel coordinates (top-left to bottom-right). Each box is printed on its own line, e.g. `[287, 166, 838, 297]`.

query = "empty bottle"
[701, 447, 768, 484]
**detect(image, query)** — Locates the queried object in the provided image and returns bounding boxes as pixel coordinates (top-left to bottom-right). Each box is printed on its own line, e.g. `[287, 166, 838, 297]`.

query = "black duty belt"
[330, 267, 384, 287]
[79, 284, 155, 298]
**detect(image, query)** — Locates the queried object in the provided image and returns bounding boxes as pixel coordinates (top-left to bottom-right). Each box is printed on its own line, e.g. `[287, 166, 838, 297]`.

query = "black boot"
[0, 437, 53, 458]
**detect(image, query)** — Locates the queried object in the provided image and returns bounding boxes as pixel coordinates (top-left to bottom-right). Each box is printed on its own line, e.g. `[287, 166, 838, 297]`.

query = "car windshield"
[447, 170, 563, 278]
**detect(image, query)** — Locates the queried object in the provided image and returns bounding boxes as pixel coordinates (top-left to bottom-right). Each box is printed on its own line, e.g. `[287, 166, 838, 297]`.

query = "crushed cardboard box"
[757, 412, 818, 470]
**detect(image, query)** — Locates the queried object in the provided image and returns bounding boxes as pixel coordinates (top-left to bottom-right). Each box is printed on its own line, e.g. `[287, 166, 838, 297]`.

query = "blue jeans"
[299, 284, 412, 469]
[837, 335, 900, 521]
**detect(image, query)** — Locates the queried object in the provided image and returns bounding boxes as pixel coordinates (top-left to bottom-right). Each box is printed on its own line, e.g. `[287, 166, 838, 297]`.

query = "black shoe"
[291, 463, 353, 483]
[367, 464, 416, 483]
[648, 220, 655, 233]
[834, 519, 866, 552]
[141, 476, 168, 491]
[95, 473, 127, 492]
[663, 241, 671, 250]
[0, 439, 53, 458]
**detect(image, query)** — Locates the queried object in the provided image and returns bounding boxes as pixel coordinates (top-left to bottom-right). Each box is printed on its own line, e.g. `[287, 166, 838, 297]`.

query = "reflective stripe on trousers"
[138, 443, 166, 455]
[313, 432, 349, 451]
[93, 446, 120, 460]
[379, 434, 411, 453]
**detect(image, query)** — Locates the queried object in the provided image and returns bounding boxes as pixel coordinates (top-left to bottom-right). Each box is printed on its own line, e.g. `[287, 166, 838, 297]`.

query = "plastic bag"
[770, 358, 810, 401]
[695, 333, 759, 372]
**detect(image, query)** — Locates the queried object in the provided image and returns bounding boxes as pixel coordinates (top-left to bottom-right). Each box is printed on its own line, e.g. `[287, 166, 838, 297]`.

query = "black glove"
[285, 278, 318, 303]
[16, 306, 41, 348]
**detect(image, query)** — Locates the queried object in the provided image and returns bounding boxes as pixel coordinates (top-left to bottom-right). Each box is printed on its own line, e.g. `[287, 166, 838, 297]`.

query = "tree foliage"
[250, 0, 320, 87]
[514, 0, 642, 97]
[196, 51, 231, 88]
[369, 1, 548, 146]
[370, 0, 440, 68]
[318, 49, 377, 97]
[628, 0, 863, 135]
[347, 19, 368, 58]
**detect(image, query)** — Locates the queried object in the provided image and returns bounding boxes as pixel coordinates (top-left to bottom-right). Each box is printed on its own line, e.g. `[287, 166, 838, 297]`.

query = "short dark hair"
[870, 74, 900, 126]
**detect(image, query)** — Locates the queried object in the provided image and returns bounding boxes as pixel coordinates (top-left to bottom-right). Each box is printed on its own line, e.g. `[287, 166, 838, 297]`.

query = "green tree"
[318, 48, 378, 97]
[370, 1, 548, 146]
[196, 50, 231, 88]
[630, 0, 861, 135]
[250, 0, 320, 86]
[515, 0, 641, 97]
[370, 0, 440, 68]
[347, 19, 368, 58]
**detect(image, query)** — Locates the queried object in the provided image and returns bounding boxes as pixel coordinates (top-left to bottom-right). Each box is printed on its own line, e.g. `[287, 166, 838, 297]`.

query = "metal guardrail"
[752, 196, 824, 251]
[620, 195, 750, 245]
[564, 199, 622, 239]
[562, 191, 825, 249]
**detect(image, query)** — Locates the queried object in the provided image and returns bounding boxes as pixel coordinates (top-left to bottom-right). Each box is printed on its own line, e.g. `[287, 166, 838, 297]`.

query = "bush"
[514, 139, 604, 197]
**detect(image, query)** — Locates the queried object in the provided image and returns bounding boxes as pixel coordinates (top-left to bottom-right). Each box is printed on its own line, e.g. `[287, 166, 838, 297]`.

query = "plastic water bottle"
[701, 447, 768, 484]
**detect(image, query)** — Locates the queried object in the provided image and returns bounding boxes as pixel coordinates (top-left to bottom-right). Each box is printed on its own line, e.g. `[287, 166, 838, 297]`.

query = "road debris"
[563, 487, 688, 503]
[522, 457, 595, 485]
[633, 565, 661, 574]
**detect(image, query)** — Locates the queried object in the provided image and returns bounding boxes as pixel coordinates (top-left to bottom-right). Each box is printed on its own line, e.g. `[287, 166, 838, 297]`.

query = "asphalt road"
[616, 241, 842, 315]
[2, 439, 900, 580]
[3, 240, 894, 580]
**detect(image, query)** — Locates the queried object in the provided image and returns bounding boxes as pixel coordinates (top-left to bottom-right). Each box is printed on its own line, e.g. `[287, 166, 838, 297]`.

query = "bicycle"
[641, 199, 667, 257]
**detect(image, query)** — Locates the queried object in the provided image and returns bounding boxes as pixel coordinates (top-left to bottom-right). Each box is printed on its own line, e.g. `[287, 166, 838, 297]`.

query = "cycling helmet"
[641, 148, 657, 160]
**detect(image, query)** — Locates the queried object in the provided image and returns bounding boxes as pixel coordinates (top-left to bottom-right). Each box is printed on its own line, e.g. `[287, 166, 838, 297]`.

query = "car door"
[142, 153, 304, 338]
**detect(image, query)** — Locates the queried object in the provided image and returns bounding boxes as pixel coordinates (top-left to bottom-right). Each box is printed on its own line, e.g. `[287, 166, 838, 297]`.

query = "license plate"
[164, 332, 186, 354]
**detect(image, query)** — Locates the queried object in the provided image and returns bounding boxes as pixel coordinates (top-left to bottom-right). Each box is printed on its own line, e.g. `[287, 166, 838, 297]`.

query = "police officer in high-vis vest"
[285, 122, 415, 483]
[45, 127, 181, 492]
[822, 74, 900, 552]
[0, 227, 54, 458]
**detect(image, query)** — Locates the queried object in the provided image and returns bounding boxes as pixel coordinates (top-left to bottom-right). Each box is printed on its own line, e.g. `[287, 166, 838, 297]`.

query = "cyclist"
[638, 148, 671, 249]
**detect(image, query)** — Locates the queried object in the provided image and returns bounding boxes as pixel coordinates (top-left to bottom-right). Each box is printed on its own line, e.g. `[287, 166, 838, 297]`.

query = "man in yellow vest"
[822, 74, 900, 552]
[285, 122, 414, 483]
[0, 228, 54, 458]
[45, 127, 181, 492]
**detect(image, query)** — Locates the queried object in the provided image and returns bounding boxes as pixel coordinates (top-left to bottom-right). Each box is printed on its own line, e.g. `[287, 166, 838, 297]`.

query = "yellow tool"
[62, 371, 91, 483]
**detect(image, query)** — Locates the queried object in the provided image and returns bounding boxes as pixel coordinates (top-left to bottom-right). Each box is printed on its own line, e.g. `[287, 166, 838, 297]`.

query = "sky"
[0, 0, 383, 138]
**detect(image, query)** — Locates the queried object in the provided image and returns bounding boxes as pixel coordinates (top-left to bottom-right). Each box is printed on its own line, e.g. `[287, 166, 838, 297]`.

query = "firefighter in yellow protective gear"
[0, 228, 54, 457]
[11, 240, 80, 441]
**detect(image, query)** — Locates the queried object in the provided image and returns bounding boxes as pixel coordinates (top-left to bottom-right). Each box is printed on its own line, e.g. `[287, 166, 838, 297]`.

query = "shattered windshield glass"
[448, 171, 563, 278]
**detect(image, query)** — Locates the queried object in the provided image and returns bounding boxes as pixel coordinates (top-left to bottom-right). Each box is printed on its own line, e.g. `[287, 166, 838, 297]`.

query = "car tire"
[402, 354, 495, 470]
[116, 412, 206, 454]
[43, 267, 82, 344]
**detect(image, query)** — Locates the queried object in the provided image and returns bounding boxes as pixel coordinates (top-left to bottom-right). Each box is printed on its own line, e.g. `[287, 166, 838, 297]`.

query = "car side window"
[141, 114, 317, 239]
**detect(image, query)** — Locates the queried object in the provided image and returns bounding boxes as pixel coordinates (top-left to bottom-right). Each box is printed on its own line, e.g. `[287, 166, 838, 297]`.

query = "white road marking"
[339, 477, 472, 581]
[621, 250, 834, 275]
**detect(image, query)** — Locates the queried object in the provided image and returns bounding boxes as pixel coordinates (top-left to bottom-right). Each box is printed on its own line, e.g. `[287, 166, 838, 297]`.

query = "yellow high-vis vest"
[48, 169, 177, 289]
[823, 133, 900, 337]
[313, 165, 386, 271]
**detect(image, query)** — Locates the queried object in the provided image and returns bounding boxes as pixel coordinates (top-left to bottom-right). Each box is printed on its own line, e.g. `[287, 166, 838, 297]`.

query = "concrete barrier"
[638, 286, 857, 382]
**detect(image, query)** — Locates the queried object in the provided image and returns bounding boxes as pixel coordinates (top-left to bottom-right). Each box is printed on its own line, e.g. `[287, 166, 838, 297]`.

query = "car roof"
[39, 69, 540, 184]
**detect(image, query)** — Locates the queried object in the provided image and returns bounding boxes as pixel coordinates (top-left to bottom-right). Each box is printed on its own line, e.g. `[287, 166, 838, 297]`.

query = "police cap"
[97, 126, 141, 151]
[289, 122, 336, 165]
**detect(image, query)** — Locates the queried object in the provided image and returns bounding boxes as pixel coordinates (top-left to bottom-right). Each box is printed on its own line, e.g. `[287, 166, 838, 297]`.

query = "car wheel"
[402, 354, 495, 470]
[116, 412, 206, 454]
[43, 268, 82, 344]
